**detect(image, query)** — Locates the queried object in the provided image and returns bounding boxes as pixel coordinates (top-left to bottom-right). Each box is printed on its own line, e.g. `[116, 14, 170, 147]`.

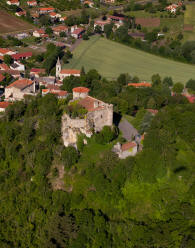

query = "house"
[108, 15, 125, 24]
[112, 141, 138, 159]
[7, 0, 20, 6]
[0, 102, 12, 112]
[33, 29, 46, 37]
[128, 82, 152, 88]
[0, 48, 16, 56]
[52, 25, 68, 36]
[147, 109, 158, 115]
[0, 63, 10, 71]
[84, 0, 94, 7]
[10, 61, 25, 71]
[42, 88, 68, 99]
[37, 76, 56, 86]
[71, 28, 85, 39]
[27, 0, 37, 6]
[11, 52, 32, 61]
[0, 69, 20, 78]
[56, 58, 80, 80]
[39, 7, 55, 14]
[103, 0, 115, 3]
[61, 87, 113, 147]
[94, 19, 111, 31]
[49, 12, 61, 19]
[5, 78, 37, 101]
[166, 4, 178, 13]
[30, 68, 46, 78]
[0, 74, 5, 83]
[59, 16, 67, 22]
[15, 11, 26, 17]
[15, 32, 29, 39]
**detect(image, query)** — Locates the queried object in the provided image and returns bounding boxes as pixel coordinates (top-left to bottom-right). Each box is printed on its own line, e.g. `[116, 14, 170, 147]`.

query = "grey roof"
[37, 76, 55, 84]
[119, 119, 138, 141]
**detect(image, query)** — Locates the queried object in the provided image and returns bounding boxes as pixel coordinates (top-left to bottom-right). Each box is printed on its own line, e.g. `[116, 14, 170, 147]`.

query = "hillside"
[65, 36, 195, 83]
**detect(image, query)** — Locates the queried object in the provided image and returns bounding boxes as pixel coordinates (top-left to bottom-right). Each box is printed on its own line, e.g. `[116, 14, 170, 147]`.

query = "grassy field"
[64, 36, 195, 83]
[0, 10, 34, 34]
[183, 4, 195, 41]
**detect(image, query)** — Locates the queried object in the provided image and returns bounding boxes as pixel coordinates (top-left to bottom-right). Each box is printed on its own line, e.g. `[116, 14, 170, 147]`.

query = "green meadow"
[64, 36, 195, 83]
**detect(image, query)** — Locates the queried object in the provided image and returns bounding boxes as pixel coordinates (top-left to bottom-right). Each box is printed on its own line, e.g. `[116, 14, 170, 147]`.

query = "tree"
[152, 74, 161, 87]
[186, 79, 195, 91]
[61, 146, 79, 168]
[172, 82, 184, 94]
[45, 27, 53, 36]
[3, 55, 13, 66]
[163, 77, 173, 87]
[94, 25, 102, 34]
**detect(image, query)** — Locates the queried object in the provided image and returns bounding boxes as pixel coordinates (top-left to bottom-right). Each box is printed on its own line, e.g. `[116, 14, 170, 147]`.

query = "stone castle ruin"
[61, 87, 113, 147]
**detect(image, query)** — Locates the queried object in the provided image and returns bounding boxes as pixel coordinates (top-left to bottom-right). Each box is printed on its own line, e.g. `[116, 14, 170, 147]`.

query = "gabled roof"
[0, 48, 14, 55]
[39, 7, 54, 11]
[52, 25, 68, 32]
[0, 74, 5, 82]
[11, 52, 32, 60]
[121, 141, 137, 151]
[6, 78, 33, 89]
[78, 96, 104, 112]
[0, 63, 10, 70]
[30, 68, 45, 73]
[60, 69, 80, 75]
[119, 119, 138, 141]
[72, 28, 84, 35]
[0, 101, 12, 109]
[128, 82, 152, 87]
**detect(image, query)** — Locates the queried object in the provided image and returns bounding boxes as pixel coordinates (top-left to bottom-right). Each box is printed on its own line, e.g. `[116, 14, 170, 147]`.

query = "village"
[0, 0, 194, 161]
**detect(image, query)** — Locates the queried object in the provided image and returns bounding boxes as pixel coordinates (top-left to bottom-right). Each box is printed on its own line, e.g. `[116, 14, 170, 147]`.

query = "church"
[56, 57, 81, 80]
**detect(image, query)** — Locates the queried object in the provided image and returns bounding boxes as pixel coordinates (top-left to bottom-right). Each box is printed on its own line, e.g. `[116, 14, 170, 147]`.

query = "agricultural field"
[64, 36, 195, 83]
[0, 10, 34, 34]
[183, 4, 195, 41]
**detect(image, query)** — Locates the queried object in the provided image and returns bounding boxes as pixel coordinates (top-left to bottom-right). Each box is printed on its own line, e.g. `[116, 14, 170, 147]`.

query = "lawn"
[65, 36, 195, 83]
[0, 10, 34, 34]
[183, 4, 195, 41]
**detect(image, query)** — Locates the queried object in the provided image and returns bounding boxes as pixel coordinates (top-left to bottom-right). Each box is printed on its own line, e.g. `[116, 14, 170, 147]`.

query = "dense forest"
[0, 71, 195, 247]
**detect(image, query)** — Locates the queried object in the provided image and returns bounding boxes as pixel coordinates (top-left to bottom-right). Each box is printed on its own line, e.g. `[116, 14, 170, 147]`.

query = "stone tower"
[56, 57, 61, 78]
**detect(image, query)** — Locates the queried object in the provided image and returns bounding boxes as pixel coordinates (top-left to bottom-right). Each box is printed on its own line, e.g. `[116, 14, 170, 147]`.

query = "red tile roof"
[73, 87, 89, 93]
[78, 96, 104, 112]
[0, 101, 12, 109]
[0, 48, 13, 55]
[121, 142, 137, 151]
[46, 84, 60, 91]
[109, 15, 125, 21]
[30, 68, 45, 73]
[0, 74, 5, 82]
[186, 96, 195, 103]
[128, 82, 152, 87]
[0, 63, 10, 70]
[60, 69, 80, 75]
[39, 7, 54, 11]
[11, 52, 32, 60]
[52, 25, 68, 32]
[52, 90, 68, 97]
[147, 109, 158, 115]
[72, 28, 84, 35]
[6, 78, 33, 89]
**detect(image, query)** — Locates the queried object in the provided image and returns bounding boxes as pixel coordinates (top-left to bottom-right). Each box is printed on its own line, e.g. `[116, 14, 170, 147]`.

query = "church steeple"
[56, 57, 61, 78]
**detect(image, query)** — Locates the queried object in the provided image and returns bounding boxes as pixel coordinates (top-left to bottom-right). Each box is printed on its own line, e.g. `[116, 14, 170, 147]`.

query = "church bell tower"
[56, 57, 61, 78]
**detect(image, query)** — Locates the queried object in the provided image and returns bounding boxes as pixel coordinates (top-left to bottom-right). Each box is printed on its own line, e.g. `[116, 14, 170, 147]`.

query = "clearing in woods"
[64, 36, 195, 83]
[0, 10, 34, 34]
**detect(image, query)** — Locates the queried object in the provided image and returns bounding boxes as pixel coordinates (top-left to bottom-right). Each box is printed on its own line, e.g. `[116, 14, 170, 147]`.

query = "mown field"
[65, 36, 195, 83]
[0, 10, 34, 34]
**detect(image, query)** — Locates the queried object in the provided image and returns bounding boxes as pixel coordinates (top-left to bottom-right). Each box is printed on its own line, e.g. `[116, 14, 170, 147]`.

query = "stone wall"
[5, 84, 35, 101]
[61, 103, 113, 147]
